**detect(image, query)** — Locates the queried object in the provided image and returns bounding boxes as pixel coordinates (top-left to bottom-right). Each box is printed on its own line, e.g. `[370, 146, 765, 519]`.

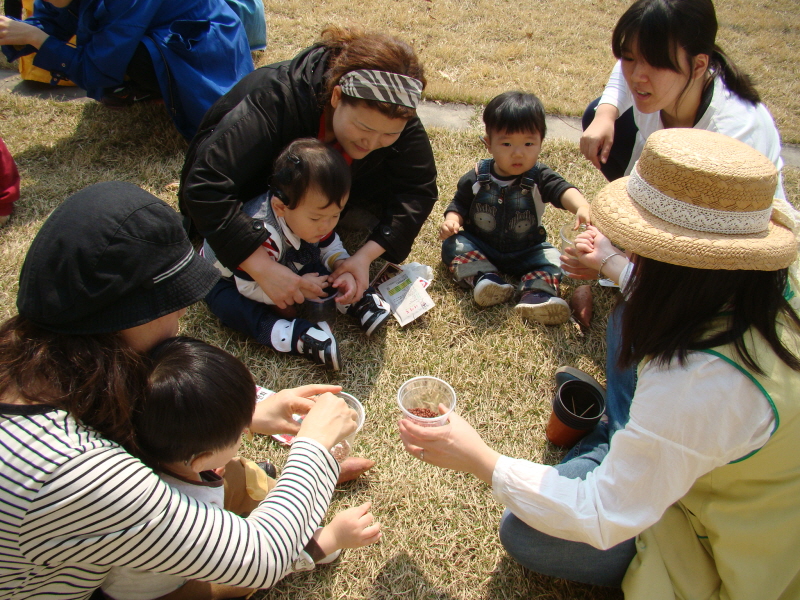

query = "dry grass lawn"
[1, 88, 799, 600]
[1, 2, 799, 598]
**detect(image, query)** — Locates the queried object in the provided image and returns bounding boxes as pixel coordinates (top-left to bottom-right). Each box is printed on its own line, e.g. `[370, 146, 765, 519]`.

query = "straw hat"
[592, 128, 797, 271]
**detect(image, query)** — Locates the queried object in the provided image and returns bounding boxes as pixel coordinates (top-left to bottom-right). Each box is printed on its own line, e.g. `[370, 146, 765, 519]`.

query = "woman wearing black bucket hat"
[0, 181, 361, 599]
[399, 129, 800, 598]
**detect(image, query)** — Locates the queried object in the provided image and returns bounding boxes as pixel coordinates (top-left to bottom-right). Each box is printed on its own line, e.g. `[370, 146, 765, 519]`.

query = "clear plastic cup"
[559, 223, 584, 277]
[560, 224, 618, 287]
[559, 223, 583, 254]
[397, 376, 457, 427]
[330, 392, 365, 462]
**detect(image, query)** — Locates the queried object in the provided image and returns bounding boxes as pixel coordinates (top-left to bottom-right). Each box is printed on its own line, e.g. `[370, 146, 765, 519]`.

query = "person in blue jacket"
[0, 0, 254, 139]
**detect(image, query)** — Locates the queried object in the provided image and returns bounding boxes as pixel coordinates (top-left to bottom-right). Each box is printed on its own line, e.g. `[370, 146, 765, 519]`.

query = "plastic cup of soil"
[300, 291, 340, 323]
[330, 392, 365, 462]
[397, 376, 457, 427]
[545, 380, 605, 447]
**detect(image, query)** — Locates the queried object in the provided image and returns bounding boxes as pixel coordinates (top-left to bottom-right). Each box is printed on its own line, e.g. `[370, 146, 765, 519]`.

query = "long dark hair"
[619, 257, 800, 374]
[0, 316, 146, 449]
[319, 26, 426, 120]
[612, 0, 760, 105]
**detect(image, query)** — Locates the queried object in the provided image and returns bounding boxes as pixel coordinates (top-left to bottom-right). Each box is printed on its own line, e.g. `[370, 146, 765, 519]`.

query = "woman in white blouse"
[399, 129, 800, 598]
[579, 0, 786, 201]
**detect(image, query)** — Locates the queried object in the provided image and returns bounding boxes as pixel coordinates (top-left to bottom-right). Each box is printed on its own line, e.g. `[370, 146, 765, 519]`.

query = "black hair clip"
[273, 152, 303, 186]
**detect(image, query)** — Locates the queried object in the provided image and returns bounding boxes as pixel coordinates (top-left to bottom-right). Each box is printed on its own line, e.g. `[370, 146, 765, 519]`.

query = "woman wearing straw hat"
[0, 182, 363, 599]
[399, 129, 800, 597]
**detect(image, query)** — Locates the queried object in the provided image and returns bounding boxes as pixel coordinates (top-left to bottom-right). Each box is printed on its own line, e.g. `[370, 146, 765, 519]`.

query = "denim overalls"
[441, 159, 562, 295]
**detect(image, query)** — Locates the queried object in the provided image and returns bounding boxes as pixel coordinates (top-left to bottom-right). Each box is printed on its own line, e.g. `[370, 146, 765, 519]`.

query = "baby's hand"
[300, 273, 329, 299]
[439, 219, 461, 241]
[332, 271, 357, 305]
[574, 205, 592, 228]
[317, 502, 382, 554]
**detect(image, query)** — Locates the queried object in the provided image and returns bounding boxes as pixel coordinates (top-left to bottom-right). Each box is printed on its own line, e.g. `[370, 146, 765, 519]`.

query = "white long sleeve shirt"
[492, 352, 774, 550]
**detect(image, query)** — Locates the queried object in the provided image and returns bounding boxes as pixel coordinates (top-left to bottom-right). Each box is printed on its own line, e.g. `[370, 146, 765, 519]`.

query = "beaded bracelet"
[598, 252, 623, 279]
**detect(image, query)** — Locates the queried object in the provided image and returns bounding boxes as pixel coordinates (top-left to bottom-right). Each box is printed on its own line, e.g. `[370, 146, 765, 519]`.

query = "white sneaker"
[295, 321, 340, 370]
[339, 287, 391, 336]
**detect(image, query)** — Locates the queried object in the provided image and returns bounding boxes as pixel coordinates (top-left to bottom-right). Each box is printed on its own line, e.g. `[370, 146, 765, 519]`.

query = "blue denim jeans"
[205, 277, 282, 348]
[441, 231, 562, 295]
[498, 306, 638, 587]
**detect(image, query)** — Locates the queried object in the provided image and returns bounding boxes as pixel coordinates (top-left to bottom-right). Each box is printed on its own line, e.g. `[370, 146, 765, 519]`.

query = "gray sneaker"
[473, 273, 515, 307]
[514, 291, 570, 325]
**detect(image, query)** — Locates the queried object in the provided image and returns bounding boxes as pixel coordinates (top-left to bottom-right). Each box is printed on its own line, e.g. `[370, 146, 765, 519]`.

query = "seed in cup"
[397, 376, 457, 426]
[408, 407, 439, 419]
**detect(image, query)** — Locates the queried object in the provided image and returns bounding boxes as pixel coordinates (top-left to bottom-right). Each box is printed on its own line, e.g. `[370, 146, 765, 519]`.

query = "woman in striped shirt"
[0, 181, 364, 599]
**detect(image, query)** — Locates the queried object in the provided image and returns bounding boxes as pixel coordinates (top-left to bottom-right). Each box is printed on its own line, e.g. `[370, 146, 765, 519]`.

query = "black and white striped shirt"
[0, 404, 339, 599]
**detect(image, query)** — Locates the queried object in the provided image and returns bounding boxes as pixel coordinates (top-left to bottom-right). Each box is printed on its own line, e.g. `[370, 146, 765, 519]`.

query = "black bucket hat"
[17, 181, 219, 335]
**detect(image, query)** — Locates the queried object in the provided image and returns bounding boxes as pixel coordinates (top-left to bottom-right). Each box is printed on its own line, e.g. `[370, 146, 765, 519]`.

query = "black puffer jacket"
[179, 44, 438, 269]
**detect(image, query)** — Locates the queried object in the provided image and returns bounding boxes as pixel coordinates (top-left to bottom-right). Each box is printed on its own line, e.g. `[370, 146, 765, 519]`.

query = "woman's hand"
[579, 104, 619, 170]
[0, 17, 48, 48]
[316, 502, 382, 556]
[331, 252, 371, 302]
[398, 407, 501, 485]
[567, 226, 629, 283]
[297, 392, 358, 450]
[300, 273, 329, 300]
[560, 247, 599, 280]
[331, 271, 357, 304]
[573, 226, 621, 270]
[240, 247, 324, 308]
[250, 384, 342, 436]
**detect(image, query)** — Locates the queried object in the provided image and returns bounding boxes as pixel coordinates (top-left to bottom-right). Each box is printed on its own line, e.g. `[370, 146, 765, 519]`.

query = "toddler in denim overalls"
[439, 91, 591, 324]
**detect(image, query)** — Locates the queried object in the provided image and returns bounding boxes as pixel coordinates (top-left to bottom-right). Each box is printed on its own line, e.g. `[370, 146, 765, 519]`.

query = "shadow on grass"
[485, 554, 623, 600]
[9, 99, 186, 228]
[367, 551, 458, 600]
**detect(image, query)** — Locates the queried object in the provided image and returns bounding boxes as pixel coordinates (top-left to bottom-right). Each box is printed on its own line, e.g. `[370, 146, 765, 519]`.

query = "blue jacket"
[2, 0, 254, 139]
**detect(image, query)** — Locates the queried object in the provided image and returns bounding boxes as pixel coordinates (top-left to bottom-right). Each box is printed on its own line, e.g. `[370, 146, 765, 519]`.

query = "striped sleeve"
[19, 438, 339, 589]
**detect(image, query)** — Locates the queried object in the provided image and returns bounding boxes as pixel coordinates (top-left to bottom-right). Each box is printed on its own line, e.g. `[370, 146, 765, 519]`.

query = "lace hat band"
[590, 129, 797, 271]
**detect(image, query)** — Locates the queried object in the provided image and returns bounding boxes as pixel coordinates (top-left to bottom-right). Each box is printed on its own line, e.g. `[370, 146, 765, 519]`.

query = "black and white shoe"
[339, 287, 391, 336]
[295, 321, 340, 370]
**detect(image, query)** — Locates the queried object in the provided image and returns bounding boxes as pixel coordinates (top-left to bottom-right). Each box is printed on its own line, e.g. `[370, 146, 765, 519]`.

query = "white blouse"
[492, 352, 774, 550]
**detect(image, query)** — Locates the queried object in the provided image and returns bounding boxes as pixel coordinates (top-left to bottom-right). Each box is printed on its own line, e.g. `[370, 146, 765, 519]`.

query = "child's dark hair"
[483, 91, 547, 139]
[271, 138, 351, 210]
[133, 337, 256, 467]
[612, 0, 760, 104]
